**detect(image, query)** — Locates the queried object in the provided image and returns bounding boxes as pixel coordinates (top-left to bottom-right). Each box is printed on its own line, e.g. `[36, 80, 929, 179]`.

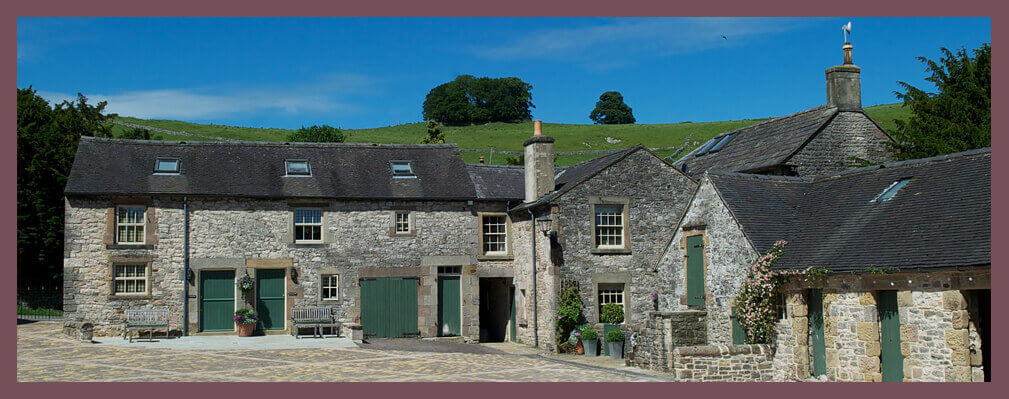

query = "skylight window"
[154, 158, 180, 174]
[708, 133, 735, 153]
[695, 137, 721, 156]
[285, 160, 312, 176]
[391, 161, 416, 178]
[872, 178, 911, 202]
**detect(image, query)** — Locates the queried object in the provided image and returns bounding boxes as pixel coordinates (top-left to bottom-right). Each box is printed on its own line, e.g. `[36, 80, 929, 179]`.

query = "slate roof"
[706, 148, 991, 272]
[65, 137, 478, 199]
[510, 145, 646, 211]
[675, 106, 869, 175]
[466, 164, 525, 200]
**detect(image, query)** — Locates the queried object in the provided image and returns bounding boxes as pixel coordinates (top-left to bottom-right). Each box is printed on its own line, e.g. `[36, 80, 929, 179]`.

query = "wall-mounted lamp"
[185, 267, 195, 284]
[535, 215, 557, 241]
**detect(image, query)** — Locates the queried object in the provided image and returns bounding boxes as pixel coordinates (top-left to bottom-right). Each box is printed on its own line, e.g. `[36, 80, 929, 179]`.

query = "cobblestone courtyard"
[17, 321, 665, 382]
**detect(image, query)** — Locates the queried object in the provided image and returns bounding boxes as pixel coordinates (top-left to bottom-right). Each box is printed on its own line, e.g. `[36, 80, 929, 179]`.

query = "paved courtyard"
[17, 321, 667, 382]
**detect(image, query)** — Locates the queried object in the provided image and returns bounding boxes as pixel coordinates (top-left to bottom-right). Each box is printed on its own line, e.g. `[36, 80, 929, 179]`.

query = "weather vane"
[842, 21, 852, 43]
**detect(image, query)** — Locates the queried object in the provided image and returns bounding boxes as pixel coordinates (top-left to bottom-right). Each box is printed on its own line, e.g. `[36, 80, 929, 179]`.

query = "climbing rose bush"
[734, 240, 802, 343]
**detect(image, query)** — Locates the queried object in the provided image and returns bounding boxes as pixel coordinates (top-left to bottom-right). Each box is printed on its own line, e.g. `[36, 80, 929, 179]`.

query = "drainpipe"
[528, 208, 538, 347]
[182, 196, 190, 336]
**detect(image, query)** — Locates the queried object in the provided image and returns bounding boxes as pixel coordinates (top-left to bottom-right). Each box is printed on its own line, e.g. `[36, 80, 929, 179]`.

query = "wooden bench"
[290, 307, 342, 339]
[122, 309, 169, 342]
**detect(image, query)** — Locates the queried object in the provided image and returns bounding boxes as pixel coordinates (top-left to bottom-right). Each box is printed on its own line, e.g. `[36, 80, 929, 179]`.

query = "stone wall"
[772, 272, 989, 382]
[63, 195, 514, 338]
[787, 111, 892, 177]
[551, 149, 696, 330]
[510, 214, 560, 350]
[628, 310, 707, 371]
[656, 177, 760, 344]
[672, 344, 775, 382]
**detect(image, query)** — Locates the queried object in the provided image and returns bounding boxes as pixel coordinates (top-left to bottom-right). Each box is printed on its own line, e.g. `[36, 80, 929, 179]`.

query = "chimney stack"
[524, 120, 555, 203]
[825, 42, 861, 111]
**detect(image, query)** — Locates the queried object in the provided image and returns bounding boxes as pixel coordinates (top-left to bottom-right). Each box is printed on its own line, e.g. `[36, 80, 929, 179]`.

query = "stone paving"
[17, 321, 668, 382]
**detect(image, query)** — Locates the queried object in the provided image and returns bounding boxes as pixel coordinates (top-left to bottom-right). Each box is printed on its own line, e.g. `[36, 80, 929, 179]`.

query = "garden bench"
[290, 307, 342, 339]
[122, 309, 169, 342]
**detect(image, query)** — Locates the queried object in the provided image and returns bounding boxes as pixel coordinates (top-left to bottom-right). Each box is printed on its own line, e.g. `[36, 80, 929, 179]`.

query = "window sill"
[389, 231, 417, 237]
[477, 254, 514, 261]
[106, 244, 156, 250]
[290, 242, 327, 248]
[591, 248, 631, 255]
[108, 294, 153, 300]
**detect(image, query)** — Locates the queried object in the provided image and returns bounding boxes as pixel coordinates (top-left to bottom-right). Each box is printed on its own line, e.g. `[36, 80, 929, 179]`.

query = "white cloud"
[37, 73, 376, 120]
[476, 18, 812, 67]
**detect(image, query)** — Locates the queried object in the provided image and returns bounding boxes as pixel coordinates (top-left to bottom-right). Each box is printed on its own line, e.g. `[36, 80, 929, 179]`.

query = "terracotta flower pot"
[237, 323, 256, 337]
[576, 339, 584, 354]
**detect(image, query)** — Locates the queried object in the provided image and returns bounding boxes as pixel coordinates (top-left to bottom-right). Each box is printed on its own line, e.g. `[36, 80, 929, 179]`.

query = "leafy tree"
[422, 75, 534, 125]
[504, 155, 524, 166]
[119, 127, 162, 140]
[589, 91, 636, 125]
[287, 124, 345, 143]
[421, 120, 445, 144]
[887, 43, 990, 160]
[18, 87, 114, 290]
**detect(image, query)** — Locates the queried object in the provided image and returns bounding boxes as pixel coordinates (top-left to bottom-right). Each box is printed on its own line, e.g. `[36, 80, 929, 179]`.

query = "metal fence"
[17, 288, 63, 321]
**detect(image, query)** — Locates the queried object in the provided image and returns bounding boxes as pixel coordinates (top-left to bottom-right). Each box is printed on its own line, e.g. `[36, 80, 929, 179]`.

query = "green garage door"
[361, 277, 419, 338]
[256, 269, 286, 330]
[201, 270, 236, 332]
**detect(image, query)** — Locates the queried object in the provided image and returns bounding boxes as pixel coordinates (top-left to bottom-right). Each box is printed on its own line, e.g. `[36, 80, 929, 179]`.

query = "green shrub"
[578, 327, 598, 340]
[605, 329, 625, 342]
[555, 280, 584, 346]
[600, 303, 624, 324]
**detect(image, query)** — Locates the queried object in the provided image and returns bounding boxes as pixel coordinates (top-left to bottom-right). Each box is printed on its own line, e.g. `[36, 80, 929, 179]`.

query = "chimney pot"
[524, 120, 554, 203]
[479, 156, 485, 164]
[533, 120, 542, 136]
[843, 43, 853, 65]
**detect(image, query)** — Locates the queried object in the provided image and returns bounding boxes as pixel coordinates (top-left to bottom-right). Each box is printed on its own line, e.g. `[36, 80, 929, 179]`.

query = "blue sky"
[17, 18, 990, 129]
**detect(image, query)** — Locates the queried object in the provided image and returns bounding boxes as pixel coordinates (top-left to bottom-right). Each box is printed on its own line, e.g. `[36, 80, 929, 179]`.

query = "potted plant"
[233, 308, 259, 337]
[579, 326, 599, 356]
[600, 303, 624, 356]
[606, 329, 625, 360]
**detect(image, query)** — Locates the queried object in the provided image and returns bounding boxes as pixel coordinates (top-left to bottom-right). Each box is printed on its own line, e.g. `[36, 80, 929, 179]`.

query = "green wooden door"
[686, 235, 705, 307]
[509, 286, 517, 342]
[809, 289, 827, 377]
[731, 306, 746, 344]
[256, 269, 286, 330]
[360, 277, 419, 338]
[438, 276, 461, 336]
[878, 290, 904, 382]
[200, 270, 235, 332]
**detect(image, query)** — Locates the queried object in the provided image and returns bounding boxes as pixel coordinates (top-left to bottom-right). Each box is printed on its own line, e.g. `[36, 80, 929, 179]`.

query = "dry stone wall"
[628, 310, 707, 371]
[672, 344, 775, 382]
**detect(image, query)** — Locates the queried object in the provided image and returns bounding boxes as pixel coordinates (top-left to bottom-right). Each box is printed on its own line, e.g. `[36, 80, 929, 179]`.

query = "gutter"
[528, 208, 538, 347]
[182, 196, 190, 336]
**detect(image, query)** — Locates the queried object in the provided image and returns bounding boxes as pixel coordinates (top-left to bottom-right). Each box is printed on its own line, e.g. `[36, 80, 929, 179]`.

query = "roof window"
[154, 158, 180, 174]
[285, 159, 312, 176]
[695, 137, 721, 156]
[391, 161, 416, 178]
[872, 178, 911, 202]
[708, 133, 735, 153]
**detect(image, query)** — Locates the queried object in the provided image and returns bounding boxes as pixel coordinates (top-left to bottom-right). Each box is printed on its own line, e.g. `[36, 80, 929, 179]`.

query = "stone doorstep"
[422, 336, 465, 344]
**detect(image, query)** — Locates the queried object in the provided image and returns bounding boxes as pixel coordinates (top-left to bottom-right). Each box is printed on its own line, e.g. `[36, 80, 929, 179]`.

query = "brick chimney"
[825, 42, 861, 111]
[524, 120, 555, 203]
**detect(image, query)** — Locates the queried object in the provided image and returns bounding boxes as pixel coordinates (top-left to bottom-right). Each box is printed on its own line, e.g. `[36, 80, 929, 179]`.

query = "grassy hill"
[112, 103, 909, 166]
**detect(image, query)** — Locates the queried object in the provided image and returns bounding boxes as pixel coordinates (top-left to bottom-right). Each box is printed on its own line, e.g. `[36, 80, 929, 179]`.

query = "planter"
[608, 341, 624, 359]
[581, 339, 598, 356]
[237, 323, 255, 337]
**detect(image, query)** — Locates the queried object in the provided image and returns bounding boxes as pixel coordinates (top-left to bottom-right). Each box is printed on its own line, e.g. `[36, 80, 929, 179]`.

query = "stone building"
[673, 43, 892, 178]
[63, 138, 520, 341]
[652, 149, 990, 381]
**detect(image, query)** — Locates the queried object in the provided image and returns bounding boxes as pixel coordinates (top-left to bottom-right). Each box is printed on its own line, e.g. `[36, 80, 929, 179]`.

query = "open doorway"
[479, 277, 511, 342]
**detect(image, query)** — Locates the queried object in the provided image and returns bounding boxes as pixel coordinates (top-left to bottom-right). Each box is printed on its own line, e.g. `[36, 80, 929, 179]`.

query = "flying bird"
[842, 21, 851, 42]
[721, 35, 727, 40]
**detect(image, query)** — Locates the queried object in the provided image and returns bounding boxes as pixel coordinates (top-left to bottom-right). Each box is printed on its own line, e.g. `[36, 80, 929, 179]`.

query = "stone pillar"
[786, 292, 810, 379]
[943, 290, 972, 382]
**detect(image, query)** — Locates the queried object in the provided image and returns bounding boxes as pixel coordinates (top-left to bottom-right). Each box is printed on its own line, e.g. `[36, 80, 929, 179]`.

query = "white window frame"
[395, 211, 411, 233]
[480, 214, 509, 256]
[320, 274, 340, 301]
[593, 204, 625, 249]
[293, 209, 324, 244]
[116, 205, 147, 245]
[112, 263, 150, 296]
[597, 283, 626, 318]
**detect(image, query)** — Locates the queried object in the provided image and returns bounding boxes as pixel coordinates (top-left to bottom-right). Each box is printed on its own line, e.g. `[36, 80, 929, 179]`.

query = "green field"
[112, 103, 909, 166]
